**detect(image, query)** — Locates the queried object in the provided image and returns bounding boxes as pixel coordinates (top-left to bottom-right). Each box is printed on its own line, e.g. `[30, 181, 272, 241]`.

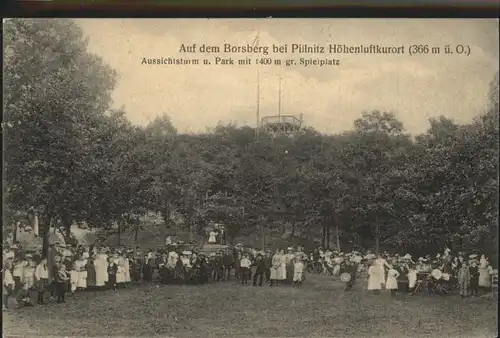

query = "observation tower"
[261, 114, 303, 138]
[255, 75, 304, 139]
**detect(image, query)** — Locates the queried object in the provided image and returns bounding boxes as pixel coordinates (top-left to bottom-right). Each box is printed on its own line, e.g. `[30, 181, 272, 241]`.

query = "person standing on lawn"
[469, 258, 480, 296]
[458, 262, 470, 299]
[292, 257, 304, 288]
[478, 255, 493, 294]
[367, 259, 382, 294]
[285, 248, 295, 284]
[240, 254, 252, 285]
[54, 262, 70, 303]
[386, 266, 400, 297]
[3, 259, 15, 310]
[107, 257, 118, 291]
[252, 253, 268, 287]
[35, 257, 49, 305]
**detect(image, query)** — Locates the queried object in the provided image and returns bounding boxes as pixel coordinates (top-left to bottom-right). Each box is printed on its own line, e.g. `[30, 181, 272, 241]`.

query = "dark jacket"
[255, 256, 269, 273]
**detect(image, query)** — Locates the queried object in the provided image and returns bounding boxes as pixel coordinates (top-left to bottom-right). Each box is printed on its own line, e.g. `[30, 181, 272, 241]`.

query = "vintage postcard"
[3, 18, 498, 337]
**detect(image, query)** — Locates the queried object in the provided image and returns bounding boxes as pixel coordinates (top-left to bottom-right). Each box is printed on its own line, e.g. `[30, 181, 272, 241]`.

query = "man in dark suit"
[222, 249, 234, 281]
[252, 253, 268, 287]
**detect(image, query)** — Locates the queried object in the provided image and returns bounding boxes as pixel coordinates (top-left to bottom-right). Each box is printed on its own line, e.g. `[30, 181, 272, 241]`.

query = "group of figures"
[2, 241, 314, 309]
[308, 247, 497, 297]
[3, 239, 497, 310]
[206, 224, 226, 245]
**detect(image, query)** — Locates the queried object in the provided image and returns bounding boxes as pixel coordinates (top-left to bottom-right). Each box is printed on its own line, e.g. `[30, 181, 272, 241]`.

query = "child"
[458, 262, 470, 299]
[55, 262, 70, 303]
[469, 260, 479, 296]
[142, 255, 153, 283]
[35, 257, 49, 305]
[18, 254, 35, 307]
[343, 261, 357, 291]
[240, 254, 251, 285]
[107, 257, 118, 291]
[386, 266, 400, 296]
[407, 264, 418, 293]
[293, 258, 304, 287]
[3, 260, 15, 310]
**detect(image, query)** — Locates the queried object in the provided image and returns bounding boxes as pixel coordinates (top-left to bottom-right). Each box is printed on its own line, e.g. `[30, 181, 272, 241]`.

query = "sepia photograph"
[2, 18, 499, 337]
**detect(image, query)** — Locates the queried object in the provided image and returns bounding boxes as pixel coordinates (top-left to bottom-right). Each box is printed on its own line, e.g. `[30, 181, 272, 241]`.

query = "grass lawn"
[3, 274, 497, 337]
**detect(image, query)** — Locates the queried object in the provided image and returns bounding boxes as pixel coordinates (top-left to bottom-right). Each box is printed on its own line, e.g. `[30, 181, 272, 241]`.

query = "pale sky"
[76, 19, 498, 135]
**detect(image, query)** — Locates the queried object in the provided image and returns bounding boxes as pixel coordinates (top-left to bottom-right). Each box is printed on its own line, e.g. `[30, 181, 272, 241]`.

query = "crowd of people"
[2, 238, 497, 310]
[310, 247, 497, 298]
[2, 241, 311, 309]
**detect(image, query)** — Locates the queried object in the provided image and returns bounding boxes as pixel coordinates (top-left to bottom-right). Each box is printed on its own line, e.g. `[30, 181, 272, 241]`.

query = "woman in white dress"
[94, 250, 108, 288]
[374, 254, 390, 288]
[386, 266, 400, 296]
[279, 249, 287, 282]
[208, 231, 216, 244]
[270, 249, 281, 285]
[124, 255, 131, 283]
[367, 260, 382, 294]
[76, 255, 88, 290]
[70, 259, 80, 295]
[478, 255, 493, 292]
[115, 254, 126, 286]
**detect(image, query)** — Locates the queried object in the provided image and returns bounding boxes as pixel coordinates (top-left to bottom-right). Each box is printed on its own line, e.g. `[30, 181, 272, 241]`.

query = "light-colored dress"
[375, 258, 389, 285]
[333, 257, 342, 276]
[124, 258, 131, 283]
[479, 259, 493, 287]
[270, 254, 280, 280]
[77, 259, 88, 288]
[94, 254, 109, 287]
[279, 254, 287, 280]
[22, 264, 35, 290]
[367, 265, 382, 290]
[116, 258, 126, 284]
[70, 261, 80, 292]
[386, 269, 400, 290]
[407, 269, 417, 289]
[208, 232, 216, 243]
[293, 262, 304, 282]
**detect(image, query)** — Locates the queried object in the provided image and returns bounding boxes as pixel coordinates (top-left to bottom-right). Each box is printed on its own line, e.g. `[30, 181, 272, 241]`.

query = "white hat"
[287, 247, 293, 251]
[10, 244, 19, 249]
[444, 248, 451, 253]
[403, 254, 412, 260]
[469, 254, 478, 259]
[418, 257, 424, 261]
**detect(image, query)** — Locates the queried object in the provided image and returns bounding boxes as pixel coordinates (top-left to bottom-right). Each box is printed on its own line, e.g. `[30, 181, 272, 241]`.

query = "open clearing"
[3, 274, 497, 337]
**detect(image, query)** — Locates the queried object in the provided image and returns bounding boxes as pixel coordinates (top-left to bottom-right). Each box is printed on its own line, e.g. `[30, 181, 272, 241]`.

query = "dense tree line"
[4, 19, 498, 260]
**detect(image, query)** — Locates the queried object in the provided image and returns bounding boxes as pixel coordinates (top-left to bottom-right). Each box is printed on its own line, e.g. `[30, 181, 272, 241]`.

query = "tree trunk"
[117, 220, 121, 246]
[321, 221, 326, 249]
[134, 225, 139, 243]
[162, 200, 172, 246]
[40, 216, 50, 258]
[12, 222, 18, 243]
[335, 222, 341, 252]
[375, 222, 380, 254]
[326, 222, 330, 250]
